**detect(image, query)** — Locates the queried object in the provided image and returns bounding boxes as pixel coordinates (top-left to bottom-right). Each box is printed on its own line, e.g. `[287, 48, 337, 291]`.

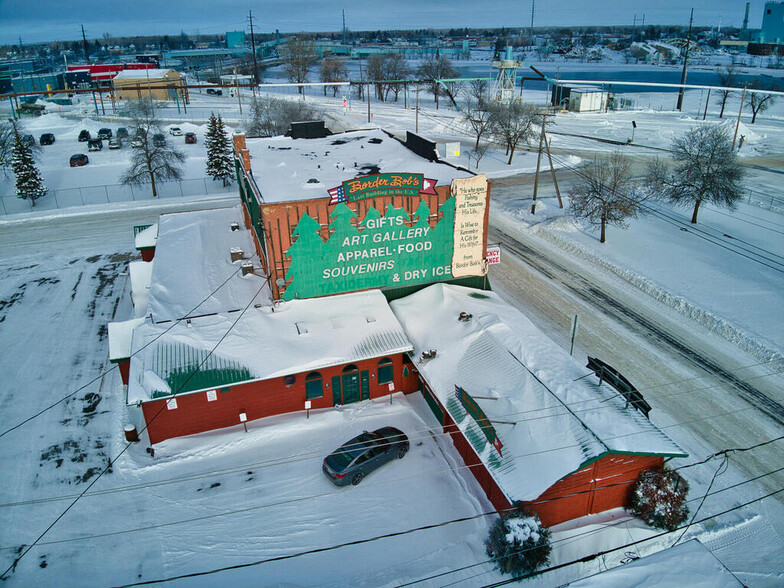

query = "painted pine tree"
[412, 199, 432, 229]
[205, 113, 234, 186]
[12, 130, 47, 207]
[283, 213, 326, 300]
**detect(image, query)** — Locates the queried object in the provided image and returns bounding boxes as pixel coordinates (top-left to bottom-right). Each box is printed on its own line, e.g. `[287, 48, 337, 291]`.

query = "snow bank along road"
[487, 218, 784, 501]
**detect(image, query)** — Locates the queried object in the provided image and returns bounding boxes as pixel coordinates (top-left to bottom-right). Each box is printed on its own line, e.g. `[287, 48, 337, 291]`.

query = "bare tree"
[490, 101, 541, 165]
[383, 53, 409, 102]
[646, 125, 745, 224]
[245, 96, 323, 137]
[119, 99, 185, 197]
[319, 58, 348, 97]
[569, 152, 643, 243]
[745, 80, 781, 124]
[280, 38, 318, 94]
[416, 55, 459, 108]
[468, 143, 489, 170]
[0, 120, 15, 177]
[366, 53, 387, 101]
[715, 64, 738, 119]
[462, 96, 496, 149]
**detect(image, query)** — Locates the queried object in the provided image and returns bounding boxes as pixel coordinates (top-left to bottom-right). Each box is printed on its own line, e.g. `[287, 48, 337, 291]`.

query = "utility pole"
[531, 113, 548, 215]
[415, 86, 420, 133]
[733, 85, 747, 149]
[530, 0, 536, 45]
[248, 11, 259, 86]
[676, 8, 694, 112]
[342, 10, 347, 45]
[81, 25, 90, 64]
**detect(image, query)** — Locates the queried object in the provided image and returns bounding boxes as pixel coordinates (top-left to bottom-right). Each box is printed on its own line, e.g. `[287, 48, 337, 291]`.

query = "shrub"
[485, 508, 551, 577]
[628, 467, 689, 531]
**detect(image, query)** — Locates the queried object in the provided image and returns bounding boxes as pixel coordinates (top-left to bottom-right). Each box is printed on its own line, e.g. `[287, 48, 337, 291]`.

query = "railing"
[0, 177, 236, 215]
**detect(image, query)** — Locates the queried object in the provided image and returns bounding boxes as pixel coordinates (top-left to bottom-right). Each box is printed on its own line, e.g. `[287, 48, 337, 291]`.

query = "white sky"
[0, 1, 768, 45]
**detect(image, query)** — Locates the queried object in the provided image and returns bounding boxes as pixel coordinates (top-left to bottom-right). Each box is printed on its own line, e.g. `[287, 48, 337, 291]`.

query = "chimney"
[743, 2, 750, 30]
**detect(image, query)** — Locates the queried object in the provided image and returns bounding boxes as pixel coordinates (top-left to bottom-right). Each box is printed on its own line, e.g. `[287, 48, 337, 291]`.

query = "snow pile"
[505, 516, 541, 545]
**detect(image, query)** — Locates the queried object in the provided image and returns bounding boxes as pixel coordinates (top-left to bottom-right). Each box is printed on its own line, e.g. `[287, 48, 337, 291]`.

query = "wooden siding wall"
[417, 378, 665, 526]
[142, 354, 418, 444]
[524, 454, 665, 527]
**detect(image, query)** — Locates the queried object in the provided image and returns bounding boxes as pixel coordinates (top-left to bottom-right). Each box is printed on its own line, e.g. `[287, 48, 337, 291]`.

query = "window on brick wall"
[377, 357, 394, 384]
[305, 371, 323, 399]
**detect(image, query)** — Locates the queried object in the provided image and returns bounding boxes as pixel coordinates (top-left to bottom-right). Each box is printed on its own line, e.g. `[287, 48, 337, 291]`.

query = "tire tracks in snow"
[491, 225, 784, 428]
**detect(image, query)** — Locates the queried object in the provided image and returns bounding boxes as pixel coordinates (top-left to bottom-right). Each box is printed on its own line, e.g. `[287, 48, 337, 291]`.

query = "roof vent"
[230, 221, 239, 231]
[458, 312, 472, 322]
[230, 247, 244, 262]
[420, 349, 437, 363]
[241, 261, 254, 276]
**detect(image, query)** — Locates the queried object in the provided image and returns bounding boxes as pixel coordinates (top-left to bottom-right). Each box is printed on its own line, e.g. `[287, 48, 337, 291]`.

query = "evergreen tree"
[205, 113, 234, 187]
[11, 129, 47, 207]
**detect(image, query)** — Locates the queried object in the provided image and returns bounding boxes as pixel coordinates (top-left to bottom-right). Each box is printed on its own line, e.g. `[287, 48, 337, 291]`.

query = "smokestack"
[743, 2, 750, 30]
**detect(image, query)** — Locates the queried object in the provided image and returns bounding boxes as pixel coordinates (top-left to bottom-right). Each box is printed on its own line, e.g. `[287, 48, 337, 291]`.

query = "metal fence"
[1, 177, 236, 215]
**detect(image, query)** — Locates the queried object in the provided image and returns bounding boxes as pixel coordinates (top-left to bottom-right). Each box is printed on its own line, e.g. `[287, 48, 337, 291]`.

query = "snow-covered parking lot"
[0, 234, 493, 586]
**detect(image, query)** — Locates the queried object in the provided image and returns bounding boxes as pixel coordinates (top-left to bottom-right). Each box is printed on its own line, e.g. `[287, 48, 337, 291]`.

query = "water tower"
[491, 46, 523, 103]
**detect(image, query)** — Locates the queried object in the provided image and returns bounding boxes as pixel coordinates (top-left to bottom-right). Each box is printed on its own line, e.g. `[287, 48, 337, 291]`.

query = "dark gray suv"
[322, 427, 408, 486]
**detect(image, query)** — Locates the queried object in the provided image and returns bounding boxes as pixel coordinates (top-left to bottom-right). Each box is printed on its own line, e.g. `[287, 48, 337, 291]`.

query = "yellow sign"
[451, 175, 488, 278]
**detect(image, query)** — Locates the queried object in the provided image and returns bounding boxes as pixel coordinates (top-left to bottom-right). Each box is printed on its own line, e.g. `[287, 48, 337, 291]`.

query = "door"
[332, 375, 341, 405]
[360, 370, 370, 401]
[341, 369, 360, 404]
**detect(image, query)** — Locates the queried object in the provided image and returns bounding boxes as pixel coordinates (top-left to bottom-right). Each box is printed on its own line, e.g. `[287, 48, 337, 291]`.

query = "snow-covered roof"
[390, 284, 686, 502]
[565, 540, 742, 588]
[129, 260, 153, 318]
[127, 289, 412, 403]
[112, 68, 176, 80]
[145, 205, 270, 322]
[108, 318, 146, 362]
[134, 223, 158, 249]
[244, 128, 472, 203]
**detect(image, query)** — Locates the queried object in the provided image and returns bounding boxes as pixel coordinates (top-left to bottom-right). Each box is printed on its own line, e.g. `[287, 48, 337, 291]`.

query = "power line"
[1, 274, 270, 580]
[397, 465, 784, 587]
[3, 407, 782, 555]
[545, 150, 784, 273]
[1, 364, 780, 512]
[112, 479, 784, 586]
[478, 486, 784, 587]
[0, 252, 261, 440]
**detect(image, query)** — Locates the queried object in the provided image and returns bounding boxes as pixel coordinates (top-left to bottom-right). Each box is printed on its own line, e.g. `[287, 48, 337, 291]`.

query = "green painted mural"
[283, 198, 455, 300]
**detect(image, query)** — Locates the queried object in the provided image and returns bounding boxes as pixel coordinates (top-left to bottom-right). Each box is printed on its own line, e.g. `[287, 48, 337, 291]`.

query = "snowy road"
[488, 216, 784, 494]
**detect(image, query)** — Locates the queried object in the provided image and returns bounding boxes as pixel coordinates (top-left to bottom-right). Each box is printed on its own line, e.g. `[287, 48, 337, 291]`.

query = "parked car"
[21, 134, 36, 148]
[69, 153, 89, 167]
[322, 427, 408, 486]
[184, 132, 197, 144]
[130, 137, 144, 148]
[78, 129, 90, 142]
[152, 133, 166, 147]
[116, 127, 129, 139]
[39, 133, 55, 146]
[97, 128, 113, 140]
[108, 138, 122, 149]
[169, 126, 182, 136]
[206, 88, 222, 95]
[87, 138, 102, 151]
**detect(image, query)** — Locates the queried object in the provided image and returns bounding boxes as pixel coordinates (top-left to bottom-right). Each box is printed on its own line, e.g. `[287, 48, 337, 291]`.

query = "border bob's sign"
[329, 173, 437, 204]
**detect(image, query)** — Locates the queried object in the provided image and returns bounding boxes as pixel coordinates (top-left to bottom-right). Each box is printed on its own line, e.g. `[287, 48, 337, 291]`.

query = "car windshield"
[329, 432, 378, 468]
